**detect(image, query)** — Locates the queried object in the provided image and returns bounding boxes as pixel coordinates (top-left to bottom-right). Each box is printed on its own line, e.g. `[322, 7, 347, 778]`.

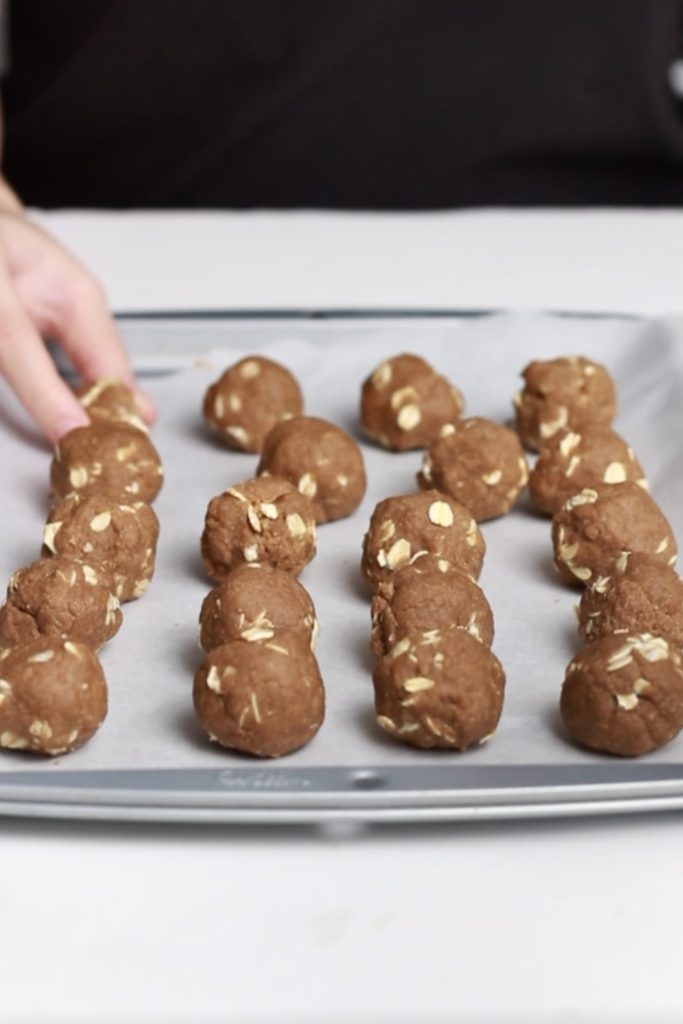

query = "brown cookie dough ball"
[529, 425, 647, 516]
[560, 633, 683, 757]
[370, 555, 494, 658]
[0, 557, 121, 650]
[43, 494, 159, 602]
[551, 483, 677, 587]
[360, 353, 464, 451]
[362, 491, 485, 588]
[199, 563, 318, 652]
[193, 631, 325, 757]
[258, 416, 366, 523]
[0, 639, 108, 756]
[203, 356, 303, 453]
[75, 377, 148, 433]
[373, 627, 505, 750]
[51, 423, 164, 503]
[514, 356, 616, 452]
[201, 476, 316, 581]
[578, 553, 683, 647]
[418, 417, 529, 522]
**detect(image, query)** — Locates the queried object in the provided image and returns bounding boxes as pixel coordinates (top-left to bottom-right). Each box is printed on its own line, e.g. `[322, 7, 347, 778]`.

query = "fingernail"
[52, 414, 89, 442]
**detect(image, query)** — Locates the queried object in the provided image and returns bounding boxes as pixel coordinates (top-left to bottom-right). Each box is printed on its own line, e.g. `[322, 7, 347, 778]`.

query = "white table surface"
[4, 209, 683, 1024]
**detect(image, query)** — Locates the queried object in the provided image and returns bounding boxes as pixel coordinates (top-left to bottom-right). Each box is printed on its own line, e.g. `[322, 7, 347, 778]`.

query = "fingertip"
[49, 410, 90, 444]
[133, 387, 157, 424]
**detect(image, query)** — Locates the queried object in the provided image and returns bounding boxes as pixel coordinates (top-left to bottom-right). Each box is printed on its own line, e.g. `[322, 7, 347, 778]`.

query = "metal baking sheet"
[2, 310, 683, 824]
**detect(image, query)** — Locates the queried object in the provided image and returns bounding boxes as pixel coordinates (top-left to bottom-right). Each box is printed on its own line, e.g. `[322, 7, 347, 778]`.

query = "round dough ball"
[529, 424, 646, 516]
[51, 424, 164, 503]
[43, 494, 159, 602]
[361, 490, 485, 588]
[370, 555, 494, 658]
[201, 476, 317, 581]
[373, 627, 505, 749]
[193, 632, 325, 757]
[199, 563, 318, 652]
[551, 483, 677, 587]
[560, 632, 683, 757]
[0, 639, 108, 756]
[203, 356, 303, 453]
[360, 353, 464, 451]
[514, 356, 616, 452]
[257, 416, 366, 523]
[578, 553, 683, 647]
[418, 417, 529, 522]
[76, 377, 148, 433]
[0, 557, 121, 649]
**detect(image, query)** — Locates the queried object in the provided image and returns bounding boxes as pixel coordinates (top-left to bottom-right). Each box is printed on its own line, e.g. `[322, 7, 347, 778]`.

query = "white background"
[3, 209, 683, 1024]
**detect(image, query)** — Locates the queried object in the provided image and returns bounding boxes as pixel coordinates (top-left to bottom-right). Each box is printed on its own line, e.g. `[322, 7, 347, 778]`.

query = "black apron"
[3, 0, 683, 209]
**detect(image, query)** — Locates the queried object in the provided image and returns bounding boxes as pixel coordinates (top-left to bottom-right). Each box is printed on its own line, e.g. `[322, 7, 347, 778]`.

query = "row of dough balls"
[361, 491, 506, 750]
[0, 380, 162, 757]
[554, 487, 683, 757]
[196, 360, 363, 758]
[515, 358, 683, 757]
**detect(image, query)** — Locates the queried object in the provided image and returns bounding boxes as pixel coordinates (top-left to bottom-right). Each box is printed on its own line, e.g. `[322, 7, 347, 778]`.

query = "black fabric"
[3, 0, 683, 209]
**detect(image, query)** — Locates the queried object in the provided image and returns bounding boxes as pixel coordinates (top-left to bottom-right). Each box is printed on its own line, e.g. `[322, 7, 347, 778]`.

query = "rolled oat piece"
[43, 493, 159, 602]
[0, 557, 121, 649]
[370, 554, 493, 658]
[551, 482, 677, 587]
[203, 356, 303, 453]
[578, 553, 683, 647]
[373, 627, 505, 750]
[560, 632, 683, 757]
[201, 476, 316, 581]
[0, 639, 108, 756]
[514, 355, 616, 452]
[193, 632, 325, 758]
[258, 416, 366, 523]
[529, 424, 646, 516]
[360, 353, 464, 451]
[418, 417, 528, 522]
[50, 423, 164, 503]
[76, 377, 148, 433]
[199, 563, 318, 652]
[361, 490, 485, 588]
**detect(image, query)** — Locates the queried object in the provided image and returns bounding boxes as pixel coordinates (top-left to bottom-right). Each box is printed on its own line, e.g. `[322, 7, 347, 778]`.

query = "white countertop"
[4, 209, 683, 1024]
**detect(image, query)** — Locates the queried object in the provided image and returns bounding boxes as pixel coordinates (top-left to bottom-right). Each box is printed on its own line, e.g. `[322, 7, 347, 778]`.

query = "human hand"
[0, 210, 155, 442]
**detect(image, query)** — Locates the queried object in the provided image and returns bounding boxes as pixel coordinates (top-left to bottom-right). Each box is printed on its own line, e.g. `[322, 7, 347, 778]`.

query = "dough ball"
[203, 356, 303, 453]
[199, 563, 318, 652]
[560, 633, 683, 757]
[43, 494, 159, 602]
[370, 555, 494, 658]
[258, 416, 366, 523]
[529, 424, 646, 516]
[201, 476, 316, 581]
[418, 417, 529, 522]
[514, 356, 616, 452]
[0, 639, 107, 756]
[0, 557, 121, 649]
[50, 423, 164, 503]
[361, 490, 485, 588]
[193, 631, 325, 757]
[373, 627, 505, 749]
[578, 553, 683, 647]
[360, 353, 464, 451]
[551, 483, 677, 587]
[76, 377, 148, 433]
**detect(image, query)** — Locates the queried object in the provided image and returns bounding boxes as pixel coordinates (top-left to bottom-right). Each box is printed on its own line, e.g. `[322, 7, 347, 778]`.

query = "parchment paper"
[2, 311, 683, 772]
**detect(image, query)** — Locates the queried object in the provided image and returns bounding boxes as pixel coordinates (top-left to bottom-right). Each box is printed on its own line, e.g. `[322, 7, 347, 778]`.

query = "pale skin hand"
[0, 110, 154, 442]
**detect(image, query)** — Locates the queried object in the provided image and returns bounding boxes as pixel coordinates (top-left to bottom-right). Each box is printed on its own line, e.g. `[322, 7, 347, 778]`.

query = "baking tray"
[2, 309, 683, 825]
